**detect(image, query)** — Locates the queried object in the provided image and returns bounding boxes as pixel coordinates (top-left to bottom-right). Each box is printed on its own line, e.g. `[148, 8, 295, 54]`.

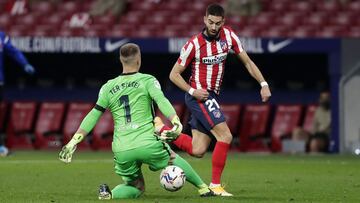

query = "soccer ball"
[160, 165, 186, 191]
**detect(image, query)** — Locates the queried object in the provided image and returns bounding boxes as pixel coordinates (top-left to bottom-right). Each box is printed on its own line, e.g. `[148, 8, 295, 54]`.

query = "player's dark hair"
[120, 43, 140, 58]
[206, 3, 225, 17]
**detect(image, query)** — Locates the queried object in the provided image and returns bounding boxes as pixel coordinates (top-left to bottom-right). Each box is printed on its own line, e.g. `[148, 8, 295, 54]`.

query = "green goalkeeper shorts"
[113, 140, 172, 183]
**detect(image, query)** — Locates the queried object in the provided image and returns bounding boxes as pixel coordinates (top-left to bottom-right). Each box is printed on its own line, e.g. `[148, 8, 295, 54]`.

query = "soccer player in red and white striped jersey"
[158, 3, 271, 196]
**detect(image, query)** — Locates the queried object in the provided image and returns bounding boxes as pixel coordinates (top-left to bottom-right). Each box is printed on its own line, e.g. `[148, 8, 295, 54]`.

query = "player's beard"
[205, 27, 220, 40]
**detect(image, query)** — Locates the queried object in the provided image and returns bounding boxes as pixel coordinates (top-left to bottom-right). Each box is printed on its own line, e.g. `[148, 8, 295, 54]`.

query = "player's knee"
[217, 132, 232, 144]
[191, 146, 207, 158]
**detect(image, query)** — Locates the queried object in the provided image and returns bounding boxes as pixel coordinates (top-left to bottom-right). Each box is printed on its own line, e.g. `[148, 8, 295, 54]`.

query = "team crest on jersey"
[212, 110, 222, 118]
[220, 40, 228, 51]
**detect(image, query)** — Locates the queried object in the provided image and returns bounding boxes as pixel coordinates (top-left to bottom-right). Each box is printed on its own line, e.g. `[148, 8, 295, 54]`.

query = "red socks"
[160, 126, 193, 155]
[212, 141, 230, 184]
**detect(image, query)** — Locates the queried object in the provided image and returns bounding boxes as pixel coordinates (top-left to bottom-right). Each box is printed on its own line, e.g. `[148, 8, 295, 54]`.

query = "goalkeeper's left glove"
[59, 133, 84, 163]
[160, 115, 183, 142]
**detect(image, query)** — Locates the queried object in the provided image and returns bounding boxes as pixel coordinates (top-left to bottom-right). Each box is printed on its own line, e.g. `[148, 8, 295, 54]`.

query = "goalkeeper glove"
[59, 133, 84, 163]
[160, 115, 183, 142]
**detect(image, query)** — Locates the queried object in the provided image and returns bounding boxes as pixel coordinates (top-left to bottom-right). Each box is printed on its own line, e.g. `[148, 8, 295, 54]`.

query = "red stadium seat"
[303, 105, 317, 133]
[348, 27, 360, 38]
[289, 1, 314, 13]
[238, 104, 271, 152]
[156, 103, 185, 128]
[63, 102, 93, 149]
[277, 13, 302, 27]
[33, 102, 66, 149]
[30, 1, 55, 15]
[14, 14, 37, 27]
[303, 12, 329, 27]
[91, 110, 114, 150]
[316, 1, 341, 12]
[271, 105, 302, 152]
[250, 13, 274, 28]
[220, 104, 241, 135]
[119, 11, 145, 25]
[260, 26, 289, 38]
[289, 26, 317, 38]
[0, 102, 7, 131]
[57, 1, 81, 15]
[0, 13, 12, 30]
[316, 26, 347, 38]
[6, 102, 37, 149]
[347, 1, 360, 12]
[329, 12, 355, 26]
[268, 1, 290, 12]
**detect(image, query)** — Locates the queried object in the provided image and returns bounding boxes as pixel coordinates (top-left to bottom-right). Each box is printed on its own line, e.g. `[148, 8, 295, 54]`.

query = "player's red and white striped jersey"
[177, 26, 243, 94]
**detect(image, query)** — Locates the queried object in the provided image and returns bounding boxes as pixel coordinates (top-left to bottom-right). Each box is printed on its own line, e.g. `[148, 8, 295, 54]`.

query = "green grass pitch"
[1, 151, 359, 203]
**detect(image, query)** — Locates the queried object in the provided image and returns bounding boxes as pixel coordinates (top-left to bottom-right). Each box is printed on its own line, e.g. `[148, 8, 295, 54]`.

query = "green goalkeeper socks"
[173, 154, 207, 189]
[111, 184, 142, 199]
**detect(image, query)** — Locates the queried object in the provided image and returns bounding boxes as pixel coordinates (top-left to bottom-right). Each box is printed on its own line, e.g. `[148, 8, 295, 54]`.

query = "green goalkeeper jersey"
[95, 72, 176, 152]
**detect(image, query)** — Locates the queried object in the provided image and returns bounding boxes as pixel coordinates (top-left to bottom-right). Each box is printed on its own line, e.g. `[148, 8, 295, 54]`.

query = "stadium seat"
[30, 1, 55, 16]
[0, 102, 7, 131]
[302, 105, 317, 133]
[91, 110, 114, 150]
[156, 103, 185, 127]
[220, 104, 241, 135]
[347, 1, 360, 12]
[316, 1, 341, 12]
[33, 102, 66, 149]
[238, 104, 271, 152]
[329, 12, 355, 26]
[6, 102, 37, 149]
[63, 102, 93, 149]
[0, 13, 12, 30]
[289, 26, 317, 38]
[304, 12, 329, 27]
[271, 105, 302, 152]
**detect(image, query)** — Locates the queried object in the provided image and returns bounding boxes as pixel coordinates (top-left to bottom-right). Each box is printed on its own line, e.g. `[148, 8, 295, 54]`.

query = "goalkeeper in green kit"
[59, 43, 214, 199]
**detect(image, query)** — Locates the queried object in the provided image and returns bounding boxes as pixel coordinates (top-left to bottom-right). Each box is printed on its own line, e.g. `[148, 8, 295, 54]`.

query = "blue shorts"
[185, 91, 226, 135]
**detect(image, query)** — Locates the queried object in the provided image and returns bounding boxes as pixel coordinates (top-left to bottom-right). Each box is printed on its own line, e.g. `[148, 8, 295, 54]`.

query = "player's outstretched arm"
[237, 51, 271, 102]
[59, 107, 104, 163]
[169, 63, 209, 101]
[59, 129, 87, 163]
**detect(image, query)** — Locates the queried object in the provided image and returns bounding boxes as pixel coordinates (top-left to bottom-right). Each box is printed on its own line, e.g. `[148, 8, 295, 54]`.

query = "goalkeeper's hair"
[120, 43, 140, 64]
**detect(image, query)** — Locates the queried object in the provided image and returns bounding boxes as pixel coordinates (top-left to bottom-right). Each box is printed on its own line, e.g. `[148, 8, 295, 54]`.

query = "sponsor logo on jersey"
[202, 53, 227, 65]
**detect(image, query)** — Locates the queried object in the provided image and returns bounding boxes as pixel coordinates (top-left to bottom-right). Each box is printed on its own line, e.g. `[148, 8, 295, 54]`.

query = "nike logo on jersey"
[105, 38, 129, 52]
[202, 53, 227, 65]
[267, 39, 293, 53]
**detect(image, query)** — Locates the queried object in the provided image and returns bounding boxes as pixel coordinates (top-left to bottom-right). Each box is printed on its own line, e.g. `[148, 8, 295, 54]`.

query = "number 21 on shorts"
[205, 98, 220, 112]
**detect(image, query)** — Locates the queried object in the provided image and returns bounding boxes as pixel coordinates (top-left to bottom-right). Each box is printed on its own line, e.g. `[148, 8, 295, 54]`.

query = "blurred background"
[0, 0, 359, 155]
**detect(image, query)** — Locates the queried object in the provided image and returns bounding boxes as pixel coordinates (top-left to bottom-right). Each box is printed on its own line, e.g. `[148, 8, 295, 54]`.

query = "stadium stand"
[271, 104, 303, 152]
[33, 102, 66, 149]
[63, 102, 93, 149]
[220, 104, 242, 135]
[302, 104, 317, 133]
[6, 101, 37, 149]
[0, 0, 358, 38]
[0, 102, 7, 131]
[238, 104, 271, 152]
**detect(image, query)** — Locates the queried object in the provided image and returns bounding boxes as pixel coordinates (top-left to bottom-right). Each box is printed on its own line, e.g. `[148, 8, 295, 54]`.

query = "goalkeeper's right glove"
[59, 133, 84, 163]
[160, 115, 183, 142]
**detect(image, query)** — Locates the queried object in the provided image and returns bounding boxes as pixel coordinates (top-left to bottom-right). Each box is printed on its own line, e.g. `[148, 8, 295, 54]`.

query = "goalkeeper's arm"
[59, 107, 103, 163]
